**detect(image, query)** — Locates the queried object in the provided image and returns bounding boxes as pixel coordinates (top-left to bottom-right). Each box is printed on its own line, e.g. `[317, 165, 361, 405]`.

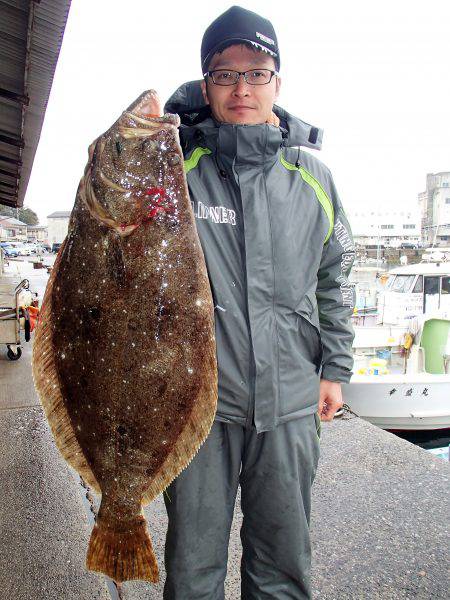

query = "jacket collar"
[164, 80, 323, 152]
[182, 116, 284, 168]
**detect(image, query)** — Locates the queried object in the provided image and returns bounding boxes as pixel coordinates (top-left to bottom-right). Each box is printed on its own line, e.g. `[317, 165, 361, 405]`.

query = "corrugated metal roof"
[0, 0, 71, 208]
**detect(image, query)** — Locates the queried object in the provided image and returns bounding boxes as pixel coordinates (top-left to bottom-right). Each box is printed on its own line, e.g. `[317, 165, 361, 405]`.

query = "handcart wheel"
[6, 346, 22, 361]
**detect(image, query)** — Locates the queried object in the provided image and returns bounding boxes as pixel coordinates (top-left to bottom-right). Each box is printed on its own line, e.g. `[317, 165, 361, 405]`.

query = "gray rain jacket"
[165, 81, 356, 433]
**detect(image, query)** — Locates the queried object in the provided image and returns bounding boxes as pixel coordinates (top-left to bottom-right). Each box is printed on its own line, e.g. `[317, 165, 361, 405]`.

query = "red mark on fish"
[119, 187, 174, 232]
[143, 187, 174, 221]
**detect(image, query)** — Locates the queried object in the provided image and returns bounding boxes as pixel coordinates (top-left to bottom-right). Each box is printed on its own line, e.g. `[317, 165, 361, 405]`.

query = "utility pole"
[377, 224, 381, 267]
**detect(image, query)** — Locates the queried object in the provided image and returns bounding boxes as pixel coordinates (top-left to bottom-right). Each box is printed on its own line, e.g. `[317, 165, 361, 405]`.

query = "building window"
[443, 182, 449, 188]
[446, 198, 450, 204]
[380, 224, 394, 229]
[403, 224, 416, 229]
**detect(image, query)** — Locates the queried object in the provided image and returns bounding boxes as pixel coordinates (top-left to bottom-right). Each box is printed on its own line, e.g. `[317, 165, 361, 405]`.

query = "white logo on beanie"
[249, 41, 277, 58]
[256, 31, 275, 46]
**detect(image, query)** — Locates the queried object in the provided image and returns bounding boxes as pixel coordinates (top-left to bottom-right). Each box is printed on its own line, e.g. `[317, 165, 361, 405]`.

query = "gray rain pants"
[163, 413, 321, 599]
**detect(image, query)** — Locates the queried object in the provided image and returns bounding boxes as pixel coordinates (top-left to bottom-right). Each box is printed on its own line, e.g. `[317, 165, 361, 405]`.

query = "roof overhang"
[0, 0, 71, 208]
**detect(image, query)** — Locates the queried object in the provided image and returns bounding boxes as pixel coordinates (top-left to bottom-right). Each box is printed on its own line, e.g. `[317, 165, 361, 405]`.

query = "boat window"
[441, 277, 450, 294]
[391, 274, 415, 293]
[412, 275, 423, 293]
[424, 277, 439, 295]
[385, 275, 396, 289]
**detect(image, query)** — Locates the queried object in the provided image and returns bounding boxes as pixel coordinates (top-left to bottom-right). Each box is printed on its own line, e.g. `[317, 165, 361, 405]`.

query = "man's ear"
[274, 75, 281, 103]
[200, 79, 210, 105]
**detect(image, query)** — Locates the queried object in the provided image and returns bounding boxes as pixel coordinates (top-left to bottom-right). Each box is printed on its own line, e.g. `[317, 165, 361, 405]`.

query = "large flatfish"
[32, 91, 217, 583]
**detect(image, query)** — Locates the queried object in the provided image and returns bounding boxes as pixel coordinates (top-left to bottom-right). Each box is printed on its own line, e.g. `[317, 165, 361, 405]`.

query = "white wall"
[347, 208, 421, 241]
[47, 218, 69, 244]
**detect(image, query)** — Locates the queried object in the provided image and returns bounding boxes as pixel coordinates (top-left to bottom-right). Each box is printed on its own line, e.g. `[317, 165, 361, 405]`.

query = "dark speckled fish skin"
[33, 91, 217, 582]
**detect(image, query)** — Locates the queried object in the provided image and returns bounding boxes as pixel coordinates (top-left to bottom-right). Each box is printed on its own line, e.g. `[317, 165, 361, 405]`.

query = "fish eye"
[141, 138, 158, 152]
[167, 153, 181, 166]
[115, 140, 123, 155]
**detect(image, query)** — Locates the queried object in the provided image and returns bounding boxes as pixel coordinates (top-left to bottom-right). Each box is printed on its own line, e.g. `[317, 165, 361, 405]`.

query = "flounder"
[32, 91, 217, 583]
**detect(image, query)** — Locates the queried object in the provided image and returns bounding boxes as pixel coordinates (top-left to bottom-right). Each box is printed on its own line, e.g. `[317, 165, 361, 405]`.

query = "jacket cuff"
[320, 363, 353, 383]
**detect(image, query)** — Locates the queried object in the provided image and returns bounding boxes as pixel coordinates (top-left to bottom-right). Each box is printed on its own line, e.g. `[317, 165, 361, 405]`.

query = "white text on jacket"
[191, 201, 237, 225]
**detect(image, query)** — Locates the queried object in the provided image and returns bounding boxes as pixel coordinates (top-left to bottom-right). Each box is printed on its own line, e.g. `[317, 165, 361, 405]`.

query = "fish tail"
[86, 515, 159, 583]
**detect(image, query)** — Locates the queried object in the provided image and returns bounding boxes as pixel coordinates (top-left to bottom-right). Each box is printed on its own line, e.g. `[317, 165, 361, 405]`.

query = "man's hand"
[318, 379, 343, 421]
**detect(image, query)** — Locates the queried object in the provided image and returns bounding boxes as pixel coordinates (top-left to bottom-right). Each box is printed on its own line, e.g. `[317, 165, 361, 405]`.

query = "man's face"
[200, 44, 281, 125]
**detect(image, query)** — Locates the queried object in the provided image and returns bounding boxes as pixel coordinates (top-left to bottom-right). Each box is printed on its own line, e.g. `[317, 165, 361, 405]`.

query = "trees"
[0, 205, 39, 225]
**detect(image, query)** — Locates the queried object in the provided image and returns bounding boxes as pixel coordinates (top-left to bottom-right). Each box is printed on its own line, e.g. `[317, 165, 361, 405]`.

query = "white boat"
[343, 257, 450, 431]
[343, 372, 450, 431]
[376, 260, 450, 326]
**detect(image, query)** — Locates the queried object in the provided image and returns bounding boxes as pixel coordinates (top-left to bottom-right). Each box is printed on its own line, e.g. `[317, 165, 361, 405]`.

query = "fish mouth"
[80, 92, 180, 237]
[118, 112, 180, 140]
[119, 90, 180, 138]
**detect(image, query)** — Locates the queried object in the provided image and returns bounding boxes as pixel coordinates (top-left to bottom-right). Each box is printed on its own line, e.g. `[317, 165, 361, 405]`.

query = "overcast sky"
[26, 0, 450, 225]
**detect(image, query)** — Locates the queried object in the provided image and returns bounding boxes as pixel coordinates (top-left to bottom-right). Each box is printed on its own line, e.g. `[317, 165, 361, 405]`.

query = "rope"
[334, 403, 360, 419]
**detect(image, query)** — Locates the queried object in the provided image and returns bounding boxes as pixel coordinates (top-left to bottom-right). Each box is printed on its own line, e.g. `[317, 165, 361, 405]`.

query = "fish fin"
[86, 515, 159, 583]
[32, 237, 101, 494]
[142, 348, 217, 505]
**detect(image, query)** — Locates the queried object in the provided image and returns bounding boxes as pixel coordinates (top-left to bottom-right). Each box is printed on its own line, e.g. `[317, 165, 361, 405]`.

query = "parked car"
[52, 242, 62, 253]
[400, 242, 418, 249]
[0, 243, 19, 258]
[28, 242, 46, 254]
[25, 242, 38, 253]
[8, 241, 31, 256]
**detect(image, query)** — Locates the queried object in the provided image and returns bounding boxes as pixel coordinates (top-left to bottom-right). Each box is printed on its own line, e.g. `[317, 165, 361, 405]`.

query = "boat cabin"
[377, 262, 450, 325]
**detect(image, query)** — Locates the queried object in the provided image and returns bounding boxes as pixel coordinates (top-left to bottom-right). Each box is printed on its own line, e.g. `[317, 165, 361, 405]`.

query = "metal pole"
[377, 226, 381, 267]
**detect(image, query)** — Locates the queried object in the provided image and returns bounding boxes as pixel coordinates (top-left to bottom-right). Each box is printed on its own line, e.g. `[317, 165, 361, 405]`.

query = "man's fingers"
[320, 398, 344, 421]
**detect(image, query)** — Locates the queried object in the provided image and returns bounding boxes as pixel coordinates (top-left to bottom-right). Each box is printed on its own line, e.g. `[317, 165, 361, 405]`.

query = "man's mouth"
[228, 105, 254, 110]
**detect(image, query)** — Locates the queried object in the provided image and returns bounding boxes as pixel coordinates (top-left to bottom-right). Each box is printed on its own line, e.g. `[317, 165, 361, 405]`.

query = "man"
[160, 6, 356, 599]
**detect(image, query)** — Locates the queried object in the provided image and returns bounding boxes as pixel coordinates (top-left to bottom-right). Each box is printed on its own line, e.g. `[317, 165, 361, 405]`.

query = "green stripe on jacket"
[280, 154, 334, 243]
[184, 147, 212, 174]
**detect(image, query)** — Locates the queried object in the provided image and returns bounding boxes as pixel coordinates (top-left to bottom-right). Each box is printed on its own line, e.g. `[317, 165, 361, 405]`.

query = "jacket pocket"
[294, 306, 323, 374]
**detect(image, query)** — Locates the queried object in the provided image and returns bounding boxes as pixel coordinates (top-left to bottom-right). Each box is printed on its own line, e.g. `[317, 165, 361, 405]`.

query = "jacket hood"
[164, 80, 323, 151]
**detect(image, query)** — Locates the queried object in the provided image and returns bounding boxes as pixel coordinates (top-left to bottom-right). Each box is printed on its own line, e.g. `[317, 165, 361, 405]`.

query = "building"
[27, 224, 48, 244]
[419, 172, 450, 246]
[47, 211, 71, 245]
[0, 216, 28, 241]
[346, 208, 421, 248]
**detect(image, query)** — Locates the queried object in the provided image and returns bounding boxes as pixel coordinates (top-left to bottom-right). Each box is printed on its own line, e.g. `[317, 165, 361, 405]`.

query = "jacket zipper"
[230, 168, 256, 429]
[242, 254, 256, 429]
[227, 163, 256, 429]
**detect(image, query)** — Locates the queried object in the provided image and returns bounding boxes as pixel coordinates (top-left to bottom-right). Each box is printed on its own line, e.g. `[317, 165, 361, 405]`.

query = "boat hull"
[342, 374, 450, 431]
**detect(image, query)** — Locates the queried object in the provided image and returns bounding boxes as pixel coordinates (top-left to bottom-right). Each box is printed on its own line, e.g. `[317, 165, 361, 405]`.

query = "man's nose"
[232, 74, 251, 96]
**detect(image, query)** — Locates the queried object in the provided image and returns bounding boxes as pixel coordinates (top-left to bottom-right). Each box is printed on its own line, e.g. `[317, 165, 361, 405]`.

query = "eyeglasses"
[203, 69, 279, 86]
